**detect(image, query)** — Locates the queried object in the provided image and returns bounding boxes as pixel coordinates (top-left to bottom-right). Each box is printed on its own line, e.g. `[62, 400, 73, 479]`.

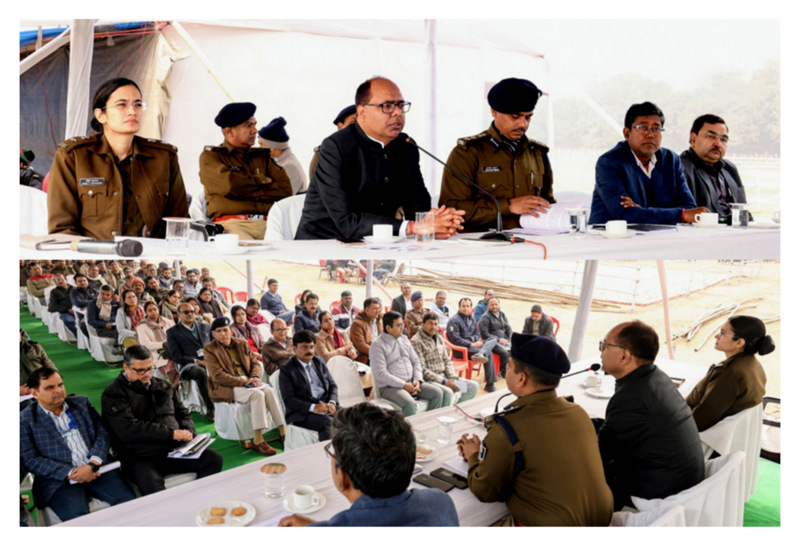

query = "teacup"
[212, 233, 239, 251]
[372, 224, 394, 241]
[694, 212, 719, 226]
[605, 220, 627, 235]
[293, 485, 320, 509]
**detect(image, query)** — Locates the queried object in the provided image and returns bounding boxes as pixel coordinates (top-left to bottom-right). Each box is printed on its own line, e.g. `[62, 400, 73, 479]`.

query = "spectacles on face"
[102, 100, 148, 112]
[631, 125, 665, 135]
[363, 101, 412, 114]
[599, 340, 627, 352]
[128, 365, 155, 375]
[717, 329, 738, 339]
[273, 327, 289, 333]
[180, 309, 195, 315]
[324, 442, 343, 468]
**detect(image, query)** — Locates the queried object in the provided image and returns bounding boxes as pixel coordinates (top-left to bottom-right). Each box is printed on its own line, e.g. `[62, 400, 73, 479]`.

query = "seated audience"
[411, 313, 478, 406]
[430, 290, 451, 323]
[457, 334, 613, 526]
[261, 318, 294, 377]
[391, 282, 413, 319]
[596, 321, 704, 509]
[446, 298, 495, 390]
[115, 289, 145, 345]
[161, 290, 181, 323]
[686, 315, 773, 431]
[204, 318, 286, 455]
[279, 403, 458, 527]
[130, 277, 151, 304]
[350, 298, 383, 364]
[144, 276, 169, 303]
[370, 311, 445, 416]
[186, 297, 210, 325]
[86, 285, 120, 339]
[85, 264, 104, 290]
[69, 274, 98, 336]
[165, 301, 215, 420]
[198, 287, 225, 321]
[316, 311, 358, 362]
[521, 304, 556, 341]
[478, 297, 513, 378]
[101, 346, 223, 496]
[135, 301, 178, 385]
[246, 298, 270, 327]
[404, 291, 427, 338]
[103, 261, 124, 290]
[293, 292, 321, 334]
[20, 368, 136, 521]
[158, 263, 173, 288]
[48, 273, 77, 336]
[279, 330, 339, 440]
[230, 304, 267, 354]
[472, 288, 494, 324]
[171, 278, 185, 297]
[202, 277, 230, 311]
[331, 290, 359, 330]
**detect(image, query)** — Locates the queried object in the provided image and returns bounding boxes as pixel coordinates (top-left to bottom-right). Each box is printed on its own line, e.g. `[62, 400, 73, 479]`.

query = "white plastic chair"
[214, 400, 280, 441]
[269, 369, 319, 450]
[612, 504, 686, 526]
[85, 322, 123, 365]
[178, 375, 208, 416]
[264, 194, 306, 240]
[632, 450, 746, 526]
[326, 356, 395, 410]
[699, 404, 762, 501]
[38, 498, 111, 526]
[20, 185, 48, 236]
[372, 385, 429, 415]
[73, 308, 90, 351]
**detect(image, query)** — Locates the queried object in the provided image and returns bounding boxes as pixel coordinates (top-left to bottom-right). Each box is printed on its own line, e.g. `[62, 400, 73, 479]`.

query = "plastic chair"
[326, 356, 395, 410]
[214, 401, 255, 441]
[632, 450, 746, 526]
[216, 286, 234, 304]
[760, 396, 780, 463]
[234, 291, 249, 302]
[442, 332, 475, 379]
[264, 194, 306, 241]
[178, 375, 208, 416]
[85, 323, 123, 365]
[551, 316, 560, 336]
[268, 369, 319, 451]
[611, 504, 686, 526]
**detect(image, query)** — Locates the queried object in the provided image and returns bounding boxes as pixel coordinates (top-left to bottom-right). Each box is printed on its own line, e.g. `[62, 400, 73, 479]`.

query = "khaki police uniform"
[199, 141, 292, 240]
[439, 124, 554, 232]
[467, 389, 613, 526]
[47, 134, 189, 241]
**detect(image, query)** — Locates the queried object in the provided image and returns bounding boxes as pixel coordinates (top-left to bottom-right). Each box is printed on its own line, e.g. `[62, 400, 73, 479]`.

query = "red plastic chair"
[295, 293, 303, 306]
[442, 331, 474, 379]
[329, 300, 341, 312]
[552, 316, 560, 336]
[216, 286, 234, 304]
[234, 291, 249, 303]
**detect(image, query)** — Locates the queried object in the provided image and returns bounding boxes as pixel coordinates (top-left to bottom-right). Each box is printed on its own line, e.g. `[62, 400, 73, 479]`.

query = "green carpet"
[20, 306, 779, 526]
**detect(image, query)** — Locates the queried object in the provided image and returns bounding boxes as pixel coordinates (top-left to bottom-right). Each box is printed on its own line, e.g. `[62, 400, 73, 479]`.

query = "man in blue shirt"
[589, 101, 707, 225]
[259, 278, 294, 325]
[279, 403, 458, 527]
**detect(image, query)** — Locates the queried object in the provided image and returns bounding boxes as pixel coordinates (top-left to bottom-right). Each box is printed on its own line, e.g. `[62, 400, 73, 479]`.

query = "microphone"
[493, 392, 515, 414]
[73, 239, 144, 257]
[406, 137, 522, 243]
[562, 363, 601, 379]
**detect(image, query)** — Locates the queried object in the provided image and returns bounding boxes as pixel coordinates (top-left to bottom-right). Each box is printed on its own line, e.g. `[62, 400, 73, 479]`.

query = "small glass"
[415, 212, 435, 243]
[436, 416, 457, 445]
[164, 217, 191, 256]
[730, 203, 749, 229]
[567, 208, 588, 237]
[260, 462, 287, 498]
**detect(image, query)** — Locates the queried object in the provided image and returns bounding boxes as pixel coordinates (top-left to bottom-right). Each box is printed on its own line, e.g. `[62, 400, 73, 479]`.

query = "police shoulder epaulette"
[58, 135, 97, 151]
[203, 145, 226, 152]
[141, 138, 178, 153]
[528, 138, 550, 152]
[456, 131, 490, 148]
[485, 404, 522, 426]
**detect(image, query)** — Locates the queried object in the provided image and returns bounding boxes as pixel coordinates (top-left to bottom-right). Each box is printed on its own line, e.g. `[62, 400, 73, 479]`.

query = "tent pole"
[657, 260, 675, 359]
[424, 19, 437, 194]
[568, 260, 599, 363]
[20, 27, 71, 75]
[65, 20, 97, 140]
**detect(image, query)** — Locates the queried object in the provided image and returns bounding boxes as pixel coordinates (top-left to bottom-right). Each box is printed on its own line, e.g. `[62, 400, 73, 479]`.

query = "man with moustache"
[331, 290, 359, 330]
[589, 101, 707, 225]
[200, 102, 293, 240]
[350, 297, 383, 364]
[293, 292, 322, 334]
[680, 114, 747, 222]
[296, 76, 464, 240]
[439, 77, 554, 232]
[279, 330, 339, 441]
[446, 297, 495, 391]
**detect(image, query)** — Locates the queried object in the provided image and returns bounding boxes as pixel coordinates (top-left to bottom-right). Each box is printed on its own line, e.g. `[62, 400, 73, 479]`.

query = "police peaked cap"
[333, 105, 357, 125]
[211, 316, 232, 331]
[214, 102, 256, 128]
[510, 333, 570, 376]
[488, 78, 542, 114]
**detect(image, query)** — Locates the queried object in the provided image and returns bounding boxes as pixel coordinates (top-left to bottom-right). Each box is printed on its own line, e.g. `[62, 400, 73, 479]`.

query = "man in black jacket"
[596, 321, 704, 510]
[295, 76, 463, 240]
[48, 274, 77, 336]
[165, 301, 215, 420]
[101, 345, 222, 496]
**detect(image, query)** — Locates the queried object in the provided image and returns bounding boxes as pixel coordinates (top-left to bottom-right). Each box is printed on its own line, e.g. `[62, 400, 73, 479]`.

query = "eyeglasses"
[599, 340, 627, 352]
[717, 330, 739, 339]
[631, 125, 665, 135]
[363, 101, 412, 114]
[180, 310, 195, 315]
[701, 130, 729, 144]
[102, 100, 148, 112]
[129, 365, 155, 375]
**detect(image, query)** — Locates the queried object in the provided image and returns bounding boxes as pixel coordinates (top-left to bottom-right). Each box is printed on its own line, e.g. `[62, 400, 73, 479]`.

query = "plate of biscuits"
[197, 500, 256, 526]
[416, 444, 438, 463]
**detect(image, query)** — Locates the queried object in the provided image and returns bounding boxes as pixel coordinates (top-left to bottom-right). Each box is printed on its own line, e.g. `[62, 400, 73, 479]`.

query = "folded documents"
[168, 433, 214, 459]
[442, 454, 469, 477]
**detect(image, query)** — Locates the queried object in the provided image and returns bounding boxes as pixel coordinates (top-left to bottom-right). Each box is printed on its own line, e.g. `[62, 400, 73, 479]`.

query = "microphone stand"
[407, 138, 522, 243]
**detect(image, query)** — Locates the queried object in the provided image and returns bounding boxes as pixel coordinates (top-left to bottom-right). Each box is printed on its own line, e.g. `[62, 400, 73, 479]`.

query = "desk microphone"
[73, 239, 144, 257]
[406, 137, 522, 243]
[562, 363, 601, 379]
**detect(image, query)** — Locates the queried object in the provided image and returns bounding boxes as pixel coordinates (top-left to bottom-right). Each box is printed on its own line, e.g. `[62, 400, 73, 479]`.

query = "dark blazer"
[391, 295, 408, 317]
[86, 298, 120, 330]
[20, 396, 111, 507]
[166, 322, 212, 367]
[679, 149, 747, 216]
[589, 141, 697, 225]
[279, 356, 339, 424]
[295, 122, 431, 240]
[597, 364, 705, 509]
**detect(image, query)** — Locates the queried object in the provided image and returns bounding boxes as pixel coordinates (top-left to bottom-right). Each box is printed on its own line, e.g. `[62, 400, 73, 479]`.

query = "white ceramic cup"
[212, 233, 239, 251]
[694, 212, 719, 226]
[605, 220, 627, 235]
[293, 485, 320, 509]
[585, 374, 602, 388]
[372, 224, 394, 241]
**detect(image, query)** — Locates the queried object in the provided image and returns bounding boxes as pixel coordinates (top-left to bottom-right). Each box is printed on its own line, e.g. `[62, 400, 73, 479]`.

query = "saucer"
[282, 491, 326, 515]
[692, 223, 722, 228]
[586, 386, 614, 399]
[416, 444, 439, 463]
[363, 235, 405, 244]
[599, 229, 636, 239]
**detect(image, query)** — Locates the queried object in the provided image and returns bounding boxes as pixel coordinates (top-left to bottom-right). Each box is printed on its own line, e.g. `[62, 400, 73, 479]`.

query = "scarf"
[143, 317, 168, 341]
[96, 295, 113, 321]
[247, 312, 269, 325]
[126, 306, 145, 330]
[199, 299, 220, 318]
[331, 328, 345, 349]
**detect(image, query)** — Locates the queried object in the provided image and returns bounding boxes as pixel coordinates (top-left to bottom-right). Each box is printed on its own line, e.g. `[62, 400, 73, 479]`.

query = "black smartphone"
[412, 473, 454, 492]
[431, 467, 468, 490]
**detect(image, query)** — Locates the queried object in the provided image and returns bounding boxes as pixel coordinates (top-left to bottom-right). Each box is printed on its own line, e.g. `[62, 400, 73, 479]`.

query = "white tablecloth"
[21, 224, 779, 260]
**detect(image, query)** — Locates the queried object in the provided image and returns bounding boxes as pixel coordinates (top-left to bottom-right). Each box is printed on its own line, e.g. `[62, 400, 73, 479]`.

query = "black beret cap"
[214, 102, 256, 128]
[411, 291, 423, 302]
[211, 316, 232, 331]
[488, 78, 542, 114]
[510, 333, 570, 375]
[258, 117, 289, 142]
[333, 105, 357, 125]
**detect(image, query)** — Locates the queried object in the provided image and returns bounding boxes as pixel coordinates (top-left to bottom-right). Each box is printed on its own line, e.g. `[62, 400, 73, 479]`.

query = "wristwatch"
[89, 462, 100, 472]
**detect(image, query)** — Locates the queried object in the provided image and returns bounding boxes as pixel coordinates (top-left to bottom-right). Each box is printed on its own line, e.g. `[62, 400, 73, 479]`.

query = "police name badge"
[79, 178, 106, 186]
[479, 439, 488, 461]
[482, 166, 501, 173]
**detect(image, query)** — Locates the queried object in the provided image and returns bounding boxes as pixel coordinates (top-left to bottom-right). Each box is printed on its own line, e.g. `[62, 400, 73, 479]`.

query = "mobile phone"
[412, 473, 454, 492]
[431, 467, 468, 490]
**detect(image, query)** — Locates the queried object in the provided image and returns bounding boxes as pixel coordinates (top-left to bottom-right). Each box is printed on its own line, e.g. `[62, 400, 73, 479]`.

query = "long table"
[21, 224, 779, 260]
[60, 357, 706, 527]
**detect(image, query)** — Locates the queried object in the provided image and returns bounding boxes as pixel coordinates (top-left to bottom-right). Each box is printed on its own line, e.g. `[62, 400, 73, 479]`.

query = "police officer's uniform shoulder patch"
[141, 138, 178, 153]
[58, 135, 98, 151]
[203, 145, 227, 153]
[479, 439, 488, 461]
[456, 131, 490, 149]
[527, 138, 550, 152]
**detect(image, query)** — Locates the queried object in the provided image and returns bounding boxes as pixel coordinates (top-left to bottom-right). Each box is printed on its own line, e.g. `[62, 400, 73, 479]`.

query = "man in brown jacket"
[349, 298, 383, 364]
[204, 317, 286, 455]
[199, 102, 292, 240]
[261, 318, 294, 377]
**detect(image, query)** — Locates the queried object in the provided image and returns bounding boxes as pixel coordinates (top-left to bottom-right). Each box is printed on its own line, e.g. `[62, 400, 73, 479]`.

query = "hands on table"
[457, 433, 482, 462]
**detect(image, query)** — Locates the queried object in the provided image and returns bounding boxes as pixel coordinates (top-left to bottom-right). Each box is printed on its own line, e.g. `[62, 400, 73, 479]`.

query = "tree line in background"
[548, 59, 779, 156]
